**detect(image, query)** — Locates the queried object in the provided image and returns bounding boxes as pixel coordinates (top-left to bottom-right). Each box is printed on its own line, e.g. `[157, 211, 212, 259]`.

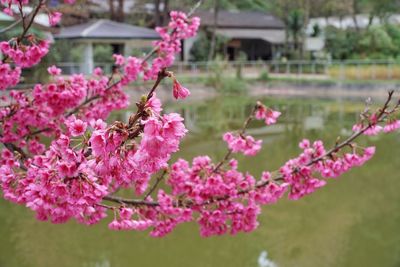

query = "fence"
[55, 60, 400, 80]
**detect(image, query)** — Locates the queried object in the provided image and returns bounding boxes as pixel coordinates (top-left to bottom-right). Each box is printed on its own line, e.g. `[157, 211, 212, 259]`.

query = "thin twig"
[143, 169, 168, 200]
[103, 195, 159, 207]
[128, 68, 168, 128]
[18, 0, 46, 42]
[213, 104, 258, 173]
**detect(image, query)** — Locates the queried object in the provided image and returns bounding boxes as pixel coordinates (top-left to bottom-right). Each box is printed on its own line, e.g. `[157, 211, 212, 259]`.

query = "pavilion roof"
[54, 19, 159, 40]
[195, 10, 285, 29]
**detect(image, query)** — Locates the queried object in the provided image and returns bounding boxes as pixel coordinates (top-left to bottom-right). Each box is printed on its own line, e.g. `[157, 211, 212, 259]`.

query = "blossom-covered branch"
[1, 0, 399, 238]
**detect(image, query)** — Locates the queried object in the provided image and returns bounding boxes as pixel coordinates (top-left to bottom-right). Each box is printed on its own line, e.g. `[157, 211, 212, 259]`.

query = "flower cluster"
[107, 12, 200, 84]
[108, 207, 154, 231]
[166, 156, 261, 236]
[161, 156, 288, 237]
[146, 11, 200, 80]
[352, 113, 400, 136]
[255, 102, 281, 125]
[280, 139, 376, 200]
[0, 135, 109, 224]
[0, 63, 21, 90]
[89, 112, 187, 195]
[223, 132, 262, 156]
[383, 119, 400, 133]
[1, 40, 49, 68]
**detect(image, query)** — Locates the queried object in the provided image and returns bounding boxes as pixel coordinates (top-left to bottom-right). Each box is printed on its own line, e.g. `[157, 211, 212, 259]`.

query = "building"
[183, 10, 286, 61]
[54, 19, 159, 74]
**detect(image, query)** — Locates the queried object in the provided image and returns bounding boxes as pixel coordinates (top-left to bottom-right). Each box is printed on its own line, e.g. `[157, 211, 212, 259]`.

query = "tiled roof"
[54, 19, 159, 40]
[195, 10, 285, 29]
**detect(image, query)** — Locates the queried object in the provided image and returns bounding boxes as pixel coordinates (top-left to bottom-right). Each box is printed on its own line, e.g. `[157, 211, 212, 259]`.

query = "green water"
[1, 94, 400, 267]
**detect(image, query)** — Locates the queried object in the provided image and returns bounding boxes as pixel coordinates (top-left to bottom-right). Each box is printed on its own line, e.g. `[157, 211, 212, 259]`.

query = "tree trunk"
[283, 1, 290, 59]
[162, 0, 169, 26]
[117, 0, 124, 22]
[154, 0, 161, 26]
[300, 0, 310, 59]
[367, 14, 374, 29]
[208, 0, 220, 61]
[351, 0, 360, 33]
[109, 0, 115, 20]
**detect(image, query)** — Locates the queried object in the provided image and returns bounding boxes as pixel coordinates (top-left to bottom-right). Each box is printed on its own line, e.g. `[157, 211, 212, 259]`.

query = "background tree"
[108, 0, 125, 22]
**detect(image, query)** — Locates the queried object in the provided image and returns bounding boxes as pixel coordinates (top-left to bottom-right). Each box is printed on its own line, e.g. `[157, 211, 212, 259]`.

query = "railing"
[55, 62, 114, 76]
[55, 60, 400, 80]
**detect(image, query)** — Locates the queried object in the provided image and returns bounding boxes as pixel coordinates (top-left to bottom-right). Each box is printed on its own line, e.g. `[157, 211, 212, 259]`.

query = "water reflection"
[1, 95, 400, 267]
[258, 251, 277, 267]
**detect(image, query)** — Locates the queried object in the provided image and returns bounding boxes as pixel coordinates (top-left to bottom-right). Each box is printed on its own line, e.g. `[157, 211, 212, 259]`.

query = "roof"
[195, 10, 285, 29]
[54, 19, 159, 40]
[216, 28, 285, 44]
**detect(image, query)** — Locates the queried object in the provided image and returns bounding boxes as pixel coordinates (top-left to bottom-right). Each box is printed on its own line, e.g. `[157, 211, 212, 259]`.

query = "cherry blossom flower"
[172, 79, 190, 99]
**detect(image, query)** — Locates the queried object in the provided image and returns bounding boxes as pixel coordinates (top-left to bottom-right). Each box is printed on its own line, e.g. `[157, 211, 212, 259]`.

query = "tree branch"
[18, 0, 46, 42]
[101, 91, 397, 208]
[213, 104, 259, 173]
[143, 169, 168, 200]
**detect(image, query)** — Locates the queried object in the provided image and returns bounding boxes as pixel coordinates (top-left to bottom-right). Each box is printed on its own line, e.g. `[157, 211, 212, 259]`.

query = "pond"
[1, 93, 400, 267]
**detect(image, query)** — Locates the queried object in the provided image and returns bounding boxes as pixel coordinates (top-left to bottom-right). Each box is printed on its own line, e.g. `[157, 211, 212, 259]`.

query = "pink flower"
[384, 120, 400, 133]
[89, 119, 107, 130]
[108, 220, 121, 230]
[93, 67, 103, 76]
[113, 54, 125, 66]
[89, 130, 106, 156]
[146, 93, 162, 114]
[0, 63, 21, 90]
[363, 146, 376, 162]
[47, 65, 61, 75]
[223, 132, 262, 156]
[119, 208, 134, 220]
[265, 110, 281, 125]
[299, 139, 310, 149]
[3, 7, 12, 16]
[49, 11, 62, 26]
[66, 117, 87, 137]
[172, 79, 190, 99]
[352, 123, 363, 132]
[364, 125, 383, 136]
[255, 105, 267, 120]
[254, 103, 281, 125]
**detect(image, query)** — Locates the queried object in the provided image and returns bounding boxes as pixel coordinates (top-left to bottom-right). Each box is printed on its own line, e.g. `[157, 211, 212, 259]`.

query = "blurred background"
[1, 0, 400, 266]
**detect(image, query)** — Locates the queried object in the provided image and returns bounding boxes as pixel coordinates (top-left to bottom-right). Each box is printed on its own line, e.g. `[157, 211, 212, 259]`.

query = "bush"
[325, 25, 400, 60]
[189, 31, 227, 61]
[358, 26, 395, 58]
[325, 26, 359, 60]
[258, 69, 270, 82]
[93, 44, 114, 63]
